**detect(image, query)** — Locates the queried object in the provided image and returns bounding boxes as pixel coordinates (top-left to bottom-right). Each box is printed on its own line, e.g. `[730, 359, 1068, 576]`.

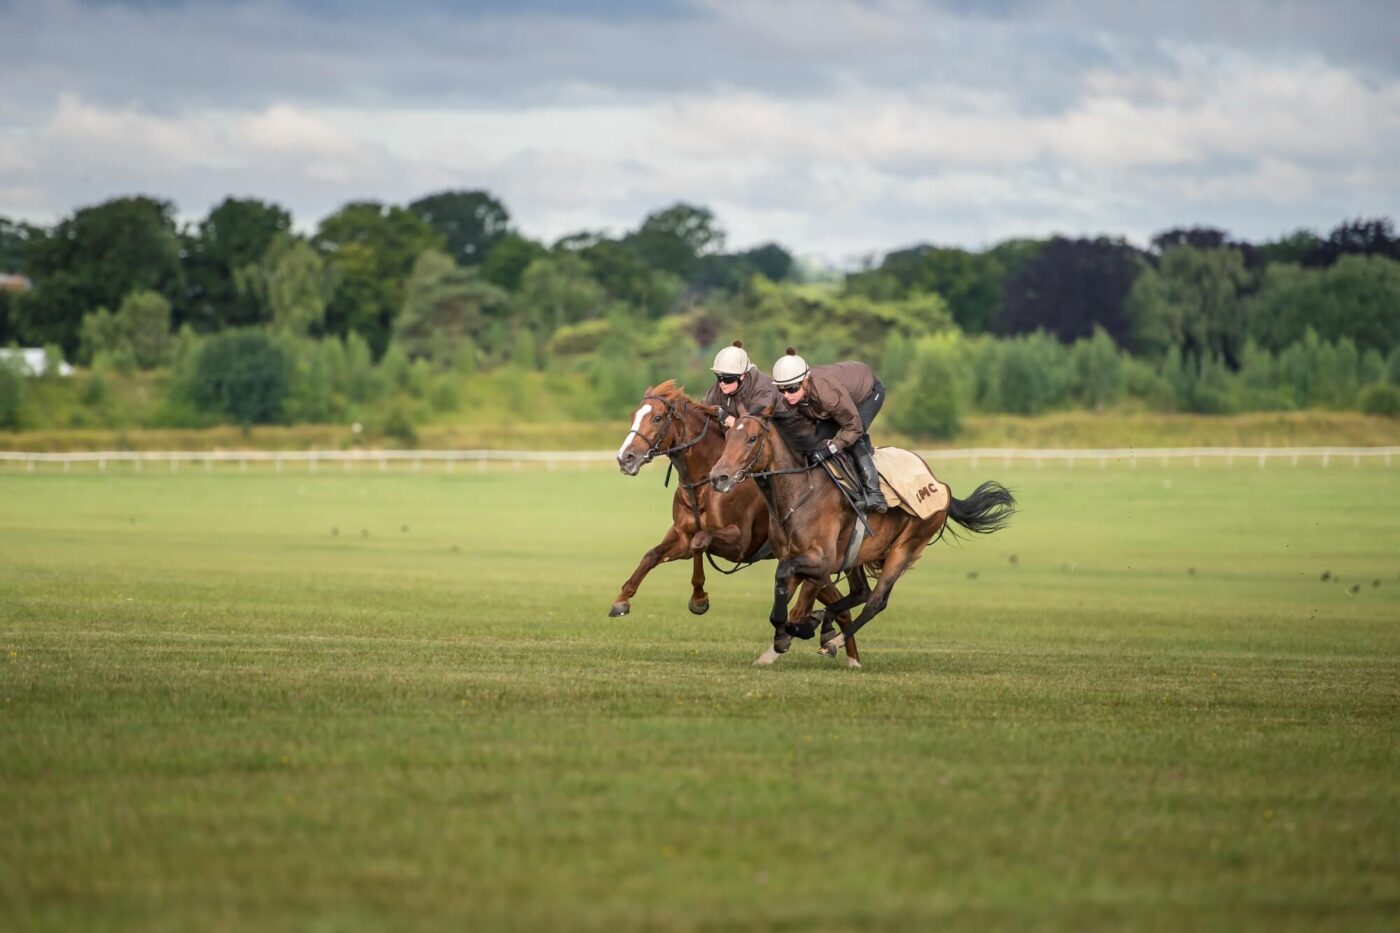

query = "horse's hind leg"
[610, 526, 690, 617]
[688, 553, 709, 615]
[821, 542, 924, 656]
[818, 574, 866, 668]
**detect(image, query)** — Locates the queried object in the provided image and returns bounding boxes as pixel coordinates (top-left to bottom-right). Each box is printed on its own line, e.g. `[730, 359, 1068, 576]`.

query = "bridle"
[728, 412, 817, 484]
[624, 394, 713, 468]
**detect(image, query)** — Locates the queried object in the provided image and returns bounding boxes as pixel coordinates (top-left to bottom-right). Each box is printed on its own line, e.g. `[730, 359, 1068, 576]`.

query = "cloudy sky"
[1, 0, 1397, 262]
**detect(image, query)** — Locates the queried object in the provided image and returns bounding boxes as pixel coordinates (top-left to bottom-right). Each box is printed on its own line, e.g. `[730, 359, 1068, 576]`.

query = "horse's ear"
[758, 403, 775, 417]
[735, 402, 749, 418]
[699, 403, 722, 420]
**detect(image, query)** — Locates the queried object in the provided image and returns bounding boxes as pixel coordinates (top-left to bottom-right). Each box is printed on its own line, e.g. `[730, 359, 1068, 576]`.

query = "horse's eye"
[652, 415, 662, 423]
[746, 435, 756, 444]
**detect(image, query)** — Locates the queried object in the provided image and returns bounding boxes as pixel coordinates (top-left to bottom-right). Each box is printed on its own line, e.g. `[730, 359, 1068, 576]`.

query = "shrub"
[1358, 383, 1400, 417]
[0, 355, 27, 429]
[186, 330, 290, 424]
[886, 334, 964, 439]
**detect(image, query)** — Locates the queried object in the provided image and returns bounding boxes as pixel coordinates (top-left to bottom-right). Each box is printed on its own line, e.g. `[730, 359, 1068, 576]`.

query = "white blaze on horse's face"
[616, 402, 653, 475]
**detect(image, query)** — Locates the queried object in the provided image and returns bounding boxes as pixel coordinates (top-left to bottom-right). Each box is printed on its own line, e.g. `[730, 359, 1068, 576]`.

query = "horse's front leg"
[755, 559, 800, 666]
[609, 526, 690, 617]
[688, 553, 709, 615]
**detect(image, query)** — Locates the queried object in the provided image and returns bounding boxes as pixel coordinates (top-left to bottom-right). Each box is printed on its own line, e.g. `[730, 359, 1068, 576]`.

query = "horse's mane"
[646, 380, 692, 405]
[646, 381, 722, 420]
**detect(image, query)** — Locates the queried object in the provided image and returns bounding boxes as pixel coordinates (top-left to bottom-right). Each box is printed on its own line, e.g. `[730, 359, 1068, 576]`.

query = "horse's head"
[709, 410, 774, 493]
[615, 381, 686, 476]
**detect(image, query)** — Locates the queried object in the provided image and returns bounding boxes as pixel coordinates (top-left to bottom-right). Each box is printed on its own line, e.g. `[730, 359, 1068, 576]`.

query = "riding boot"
[854, 438, 888, 513]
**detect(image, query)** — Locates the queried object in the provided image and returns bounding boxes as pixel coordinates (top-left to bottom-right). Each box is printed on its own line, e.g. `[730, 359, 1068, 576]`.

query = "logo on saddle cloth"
[915, 482, 941, 503]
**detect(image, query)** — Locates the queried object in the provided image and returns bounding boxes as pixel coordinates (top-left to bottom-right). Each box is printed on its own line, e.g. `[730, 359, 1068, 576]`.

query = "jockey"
[702, 340, 780, 429]
[771, 347, 888, 513]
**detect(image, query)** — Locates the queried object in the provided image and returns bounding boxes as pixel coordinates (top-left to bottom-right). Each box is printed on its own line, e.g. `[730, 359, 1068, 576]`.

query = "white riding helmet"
[712, 340, 750, 376]
[772, 346, 809, 388]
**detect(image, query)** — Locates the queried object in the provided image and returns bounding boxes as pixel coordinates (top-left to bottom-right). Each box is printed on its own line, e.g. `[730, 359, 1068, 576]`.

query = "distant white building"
[0, 347, 74, 377]
[0, 273, 32, 293]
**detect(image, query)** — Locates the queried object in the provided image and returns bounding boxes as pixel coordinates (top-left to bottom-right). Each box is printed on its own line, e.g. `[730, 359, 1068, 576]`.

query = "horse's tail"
[947, 481, 1016, 536]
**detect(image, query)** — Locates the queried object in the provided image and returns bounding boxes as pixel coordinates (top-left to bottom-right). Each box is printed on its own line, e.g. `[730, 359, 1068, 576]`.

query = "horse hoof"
[688, 599, 710, 616]
[819, 632, 846, 656]
[753, 648, 782, 666]
[609, 601, 630, 617]
[847, 658, 862, 670]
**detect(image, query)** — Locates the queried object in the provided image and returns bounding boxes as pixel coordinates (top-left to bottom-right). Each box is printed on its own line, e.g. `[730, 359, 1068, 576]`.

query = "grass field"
[2, 459, 1398, 930]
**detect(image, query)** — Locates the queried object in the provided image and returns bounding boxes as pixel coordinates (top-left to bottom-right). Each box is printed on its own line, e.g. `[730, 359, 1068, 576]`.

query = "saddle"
[828, 447, 949, 519]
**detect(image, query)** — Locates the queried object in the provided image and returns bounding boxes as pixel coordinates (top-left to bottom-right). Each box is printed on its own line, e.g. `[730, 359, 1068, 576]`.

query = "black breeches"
[813, 380, 885, 448]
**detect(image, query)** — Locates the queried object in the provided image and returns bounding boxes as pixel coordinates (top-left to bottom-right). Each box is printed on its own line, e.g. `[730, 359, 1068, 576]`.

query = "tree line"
[1, 192, 1398, 436]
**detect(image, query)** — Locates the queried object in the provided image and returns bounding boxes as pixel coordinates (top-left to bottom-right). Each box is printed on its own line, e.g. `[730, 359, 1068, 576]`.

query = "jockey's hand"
[808, 441, 838, 465]
[723, 415, 736, 429]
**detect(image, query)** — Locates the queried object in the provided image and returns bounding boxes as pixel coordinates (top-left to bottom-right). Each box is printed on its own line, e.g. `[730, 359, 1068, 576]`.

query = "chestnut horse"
[612, 382, 860, 664]
[709, 409, 1015, 665]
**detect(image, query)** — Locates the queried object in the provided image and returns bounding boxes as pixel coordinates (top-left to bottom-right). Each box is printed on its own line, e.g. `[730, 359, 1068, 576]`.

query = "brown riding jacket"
[702, 366, 781, 423]
[786, 361, 876, 451]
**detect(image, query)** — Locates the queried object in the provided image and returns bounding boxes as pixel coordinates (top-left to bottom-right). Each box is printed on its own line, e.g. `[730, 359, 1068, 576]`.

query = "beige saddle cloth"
[829, 446, 949, 518]
[874, 447, 949, 518]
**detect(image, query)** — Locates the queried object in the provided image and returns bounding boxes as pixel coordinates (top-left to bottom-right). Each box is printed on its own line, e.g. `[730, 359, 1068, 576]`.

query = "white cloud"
[0, 3, 1396, 257]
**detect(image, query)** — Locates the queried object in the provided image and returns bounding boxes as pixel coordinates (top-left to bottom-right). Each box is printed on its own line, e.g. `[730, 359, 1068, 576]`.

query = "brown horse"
[708, 409, 1015, 665]
[612, 382, 860, 665]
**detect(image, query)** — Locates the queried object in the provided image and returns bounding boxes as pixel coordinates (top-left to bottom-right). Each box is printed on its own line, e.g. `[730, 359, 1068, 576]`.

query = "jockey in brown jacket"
[702, 340, 780, 429]
[770, 347, 888, 513]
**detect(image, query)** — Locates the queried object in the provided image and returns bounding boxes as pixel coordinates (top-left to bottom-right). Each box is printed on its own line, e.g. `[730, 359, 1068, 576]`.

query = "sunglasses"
[778, 384, 803, 395]
[715, 374, 741, 385]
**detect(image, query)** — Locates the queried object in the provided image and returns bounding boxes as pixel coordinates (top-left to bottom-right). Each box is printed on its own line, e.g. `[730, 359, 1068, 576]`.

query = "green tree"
[14, 196, 184, 356]
[240, 237, 339, 337]
[886, 333, 964, 439]
[479, 233, 548, 292]
[182, 197, 292, 331]
[846, 244, 1005, 333]
[1067, 326, 1126, 410]
[393, 250, 509, 364]
[0, 353, 27, 429]
[184, 330, 290, 424]
[407, 190, 510, 266]
[624, 203, 724, 279]
[515, 253, 605, 333]
[1248, 255, 1400, 356]
[79, 289, 173, 369]
[1, 216, 39, 273]
[570, 236, 681, 313]
[315, 201, 444, 356]
[1126, 246, 1252, 367]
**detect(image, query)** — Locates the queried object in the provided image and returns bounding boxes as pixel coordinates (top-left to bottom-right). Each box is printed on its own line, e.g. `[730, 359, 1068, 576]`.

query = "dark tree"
[996, 237, 1145, 345]
[181, 197, 292, 331]
[479, 232, 547, 292]
[1256, 229, 1321, 266]
[1152, 227, 1229, 253]
[846, 244, 1006, 333]
[624, 203, 724, 279]
[1302, 217, 1400, 268]
[314, 201, 444, 356]
[0, 216, 38, 273]
[1152, 226, 1262, 270]
[186, 330, 290, 424]
[407, 190, 510, 267]
[13, 196, 184, 357]
[694, 242, 794, 290]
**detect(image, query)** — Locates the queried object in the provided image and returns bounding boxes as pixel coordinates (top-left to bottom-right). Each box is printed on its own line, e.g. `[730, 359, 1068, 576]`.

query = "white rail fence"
[1, 447, 1396, 473]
